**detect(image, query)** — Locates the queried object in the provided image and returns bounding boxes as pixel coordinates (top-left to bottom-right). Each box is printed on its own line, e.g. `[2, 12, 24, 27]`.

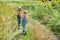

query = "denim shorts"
[17, 15, 21, 25]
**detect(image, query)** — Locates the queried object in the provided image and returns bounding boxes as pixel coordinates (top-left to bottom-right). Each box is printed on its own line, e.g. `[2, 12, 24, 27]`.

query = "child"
[16, 6, 22, 30]
[22, 10, 27, 35]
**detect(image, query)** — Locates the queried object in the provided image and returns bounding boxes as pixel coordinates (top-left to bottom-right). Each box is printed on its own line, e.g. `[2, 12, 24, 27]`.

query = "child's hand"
[10, 13, 16, 18]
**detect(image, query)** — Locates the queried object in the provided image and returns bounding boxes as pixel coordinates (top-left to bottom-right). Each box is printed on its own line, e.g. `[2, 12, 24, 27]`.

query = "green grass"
[30, 2, 60, 38]
[0, 1, 60, 40]
[0, 1, 40, 6]
[0, 2, 34, 40]
[23, 30, 33, 40]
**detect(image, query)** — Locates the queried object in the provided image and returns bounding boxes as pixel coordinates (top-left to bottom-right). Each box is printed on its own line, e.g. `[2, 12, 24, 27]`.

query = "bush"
[31, 3, 60, 37]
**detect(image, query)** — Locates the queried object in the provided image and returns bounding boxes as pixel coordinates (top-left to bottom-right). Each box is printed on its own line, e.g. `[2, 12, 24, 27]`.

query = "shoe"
[23, 31, 27, 36]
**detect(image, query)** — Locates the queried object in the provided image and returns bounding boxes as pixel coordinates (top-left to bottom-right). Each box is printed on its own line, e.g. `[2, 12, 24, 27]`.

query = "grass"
[30, 2, 60, 38]
[0, 1, 60, 40]
[0, 2, 34, 40]
[23, 30, 33, 40]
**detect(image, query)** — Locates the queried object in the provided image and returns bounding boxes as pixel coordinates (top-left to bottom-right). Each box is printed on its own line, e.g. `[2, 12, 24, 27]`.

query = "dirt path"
[1, 13, 59, 40]
[27, 17, 56, 40]
[2, 16, 57, 40]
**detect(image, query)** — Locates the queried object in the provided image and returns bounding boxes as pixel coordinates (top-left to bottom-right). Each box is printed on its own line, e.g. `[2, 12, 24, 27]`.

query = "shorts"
[17, 15, 21, 25]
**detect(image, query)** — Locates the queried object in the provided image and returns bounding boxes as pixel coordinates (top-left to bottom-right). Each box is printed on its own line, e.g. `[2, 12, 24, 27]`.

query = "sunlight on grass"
[23, 30, 33, 40]
[0, 1, 60, 40]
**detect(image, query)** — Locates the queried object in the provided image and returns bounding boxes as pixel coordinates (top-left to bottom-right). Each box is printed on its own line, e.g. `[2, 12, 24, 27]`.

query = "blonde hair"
[24, 10, 28, 14]
[18, 6, 22, 9]
[17, 6, 22, 11]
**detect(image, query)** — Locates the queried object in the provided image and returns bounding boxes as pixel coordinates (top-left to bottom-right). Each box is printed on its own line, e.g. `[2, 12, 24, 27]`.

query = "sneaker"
[23, 31, 27, 36]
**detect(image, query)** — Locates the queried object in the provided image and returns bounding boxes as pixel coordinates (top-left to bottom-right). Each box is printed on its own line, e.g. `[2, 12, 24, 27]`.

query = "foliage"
[31, 2, 60, 37]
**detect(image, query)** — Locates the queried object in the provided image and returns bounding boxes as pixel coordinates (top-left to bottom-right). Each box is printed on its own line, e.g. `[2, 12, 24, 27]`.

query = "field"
[0, 1, 60, 40]
[0, 1, 39, 40]
[31, 2, 60, 37]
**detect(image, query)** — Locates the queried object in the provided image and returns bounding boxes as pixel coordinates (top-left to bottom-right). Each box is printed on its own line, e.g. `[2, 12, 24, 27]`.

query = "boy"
[16, 6, 22, 30]
[22, 10, 27, 35]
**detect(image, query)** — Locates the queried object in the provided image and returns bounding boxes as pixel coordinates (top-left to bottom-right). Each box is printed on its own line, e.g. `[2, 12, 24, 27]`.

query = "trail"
[1, 16, 58, 40]
[0, 3, 58, 40]
[12, 17, 57, 40]
[27, 17, 55, 40]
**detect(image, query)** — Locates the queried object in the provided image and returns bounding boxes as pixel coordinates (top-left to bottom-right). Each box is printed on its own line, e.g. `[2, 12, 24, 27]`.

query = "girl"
[22, 10, 27, 35]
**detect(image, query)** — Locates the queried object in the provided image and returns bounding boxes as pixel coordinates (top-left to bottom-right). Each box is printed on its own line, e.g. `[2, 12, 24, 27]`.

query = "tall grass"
[31, 2, 60, 37]
[0, 2, 35, 40]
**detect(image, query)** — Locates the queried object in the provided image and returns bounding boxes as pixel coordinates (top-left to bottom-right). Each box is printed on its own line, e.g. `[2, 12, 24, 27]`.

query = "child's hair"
[24, 10, 28, 14]
[17, 6, 22, 11]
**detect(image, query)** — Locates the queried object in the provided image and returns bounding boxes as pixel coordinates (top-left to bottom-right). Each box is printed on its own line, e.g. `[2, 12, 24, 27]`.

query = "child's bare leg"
[18, 24, 20, 30]
[22, 24, 27, 35]
[17, 18, 20, 30]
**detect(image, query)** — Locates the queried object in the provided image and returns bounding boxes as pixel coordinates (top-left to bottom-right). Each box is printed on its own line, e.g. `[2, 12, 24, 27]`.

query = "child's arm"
[11, 13, 17, 17]
[22, 15, 24, 19]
